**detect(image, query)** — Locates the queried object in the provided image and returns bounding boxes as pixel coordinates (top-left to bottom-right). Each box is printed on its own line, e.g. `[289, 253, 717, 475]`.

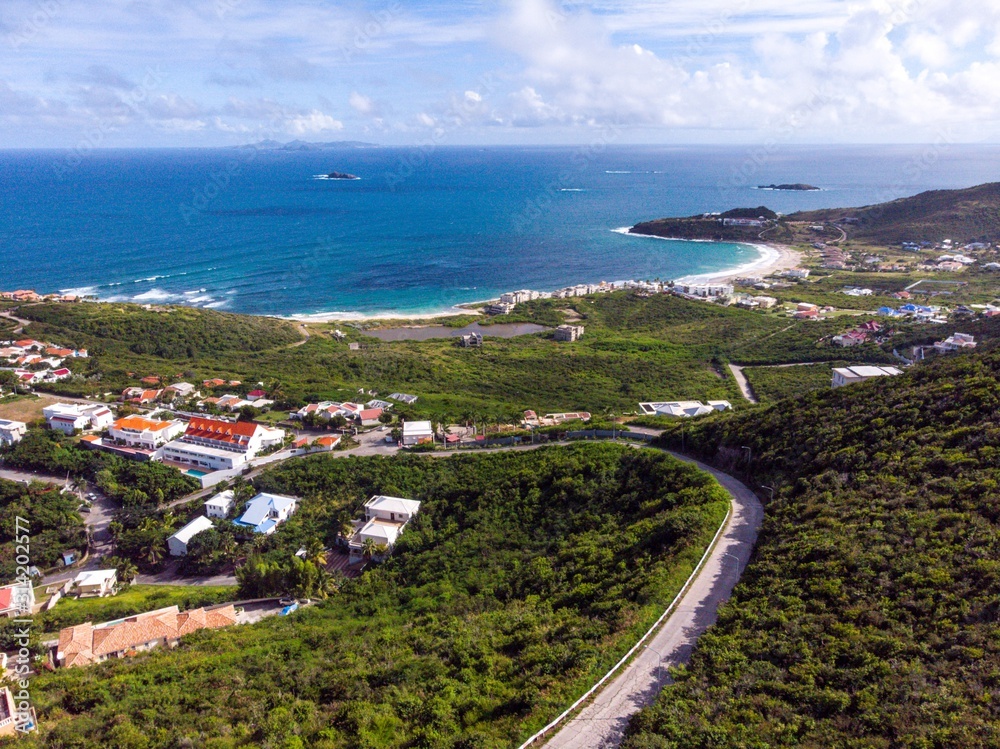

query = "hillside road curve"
[537, 451, 764, 749]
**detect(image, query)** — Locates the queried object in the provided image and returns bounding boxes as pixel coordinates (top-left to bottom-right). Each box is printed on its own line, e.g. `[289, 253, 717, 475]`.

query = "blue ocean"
[2, 144, 998, 317]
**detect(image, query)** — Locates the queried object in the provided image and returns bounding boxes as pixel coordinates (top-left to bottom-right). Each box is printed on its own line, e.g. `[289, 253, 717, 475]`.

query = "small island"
[324, 171, 361, 180]
[757, 183, 821, 191]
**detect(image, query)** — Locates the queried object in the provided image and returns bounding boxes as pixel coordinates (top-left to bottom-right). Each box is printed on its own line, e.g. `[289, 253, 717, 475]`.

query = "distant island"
[757, 183, 821, 191]
[238, 139, 378, 151]
[322, 172, 361, 181]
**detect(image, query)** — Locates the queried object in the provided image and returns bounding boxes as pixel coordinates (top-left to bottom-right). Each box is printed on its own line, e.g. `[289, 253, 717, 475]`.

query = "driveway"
[535, 451, 764, 749]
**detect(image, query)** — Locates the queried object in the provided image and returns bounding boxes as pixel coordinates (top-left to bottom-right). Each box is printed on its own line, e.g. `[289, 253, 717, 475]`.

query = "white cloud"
[349, 91, 375, 115]
[285, 109, 344, 135]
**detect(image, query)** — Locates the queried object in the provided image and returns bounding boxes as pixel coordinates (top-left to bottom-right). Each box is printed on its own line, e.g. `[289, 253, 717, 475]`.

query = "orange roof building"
[108, 415, 186, 450]
[56, 604, 239, 668]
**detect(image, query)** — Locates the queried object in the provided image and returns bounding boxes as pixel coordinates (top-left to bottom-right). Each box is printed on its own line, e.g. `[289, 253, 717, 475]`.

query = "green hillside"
[624, 345, 1000, 748]
[791, 182, 1000, 245]
[24, 445, 729, 749]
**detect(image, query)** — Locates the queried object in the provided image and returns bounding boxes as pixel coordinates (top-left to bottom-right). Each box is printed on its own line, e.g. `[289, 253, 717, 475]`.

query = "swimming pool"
[186, 469, 208, 478]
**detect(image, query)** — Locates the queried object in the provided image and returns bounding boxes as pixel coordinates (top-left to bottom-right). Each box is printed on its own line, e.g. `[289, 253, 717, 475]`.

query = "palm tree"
[144, 541, 166, 567]
[116, 558, 139, 585]
[361, 537, 379, 559]
[306, 538, 327, 567]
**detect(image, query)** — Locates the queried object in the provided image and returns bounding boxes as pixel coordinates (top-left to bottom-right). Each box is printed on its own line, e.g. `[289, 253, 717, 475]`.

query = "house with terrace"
[235, 493, 299, 535]
[348, 495, 422, 562]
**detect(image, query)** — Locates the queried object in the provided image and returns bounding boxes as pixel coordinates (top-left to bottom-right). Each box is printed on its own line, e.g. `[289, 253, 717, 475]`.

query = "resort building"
[167, 516, 215, 557]
[43, 403, 114, 435]
[204, 490, 236, 519]
[55, 604, 239, 668]
[674, 283, 734, 299]
[73, 570, 118, 598]
[831, 366, 903, 389]
[554, 325, 585, 342]
[402, 420, 434, 446]
[108, 416, 186, 451]
[160, 417, 285, 472]
[0, 419, 27, 447]
[349, 496, 422, 561]
[235, 493, 299, 535]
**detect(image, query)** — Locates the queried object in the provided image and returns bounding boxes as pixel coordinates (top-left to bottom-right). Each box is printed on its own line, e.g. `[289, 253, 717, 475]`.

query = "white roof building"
[204, 490, 236, 519]
[235, 493, 298, 535]
[73, 569, 118, 598]
[167, 516, 215, 557]
[831, 366, 903, 389]
[350, 495, 422, 560]
[638, 401, 732, 418]
[43, 403, 114, 435]
[402, 420, 434, 446]
[0, 419, 27, 447]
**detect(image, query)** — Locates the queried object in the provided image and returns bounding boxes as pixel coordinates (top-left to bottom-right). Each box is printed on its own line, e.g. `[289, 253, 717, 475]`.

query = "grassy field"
[0, 394, 60, 423]
[33, 584, 239, 635]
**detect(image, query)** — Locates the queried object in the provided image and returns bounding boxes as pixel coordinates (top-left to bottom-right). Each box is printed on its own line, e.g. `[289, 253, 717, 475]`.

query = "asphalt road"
[538, 451, 764, 749]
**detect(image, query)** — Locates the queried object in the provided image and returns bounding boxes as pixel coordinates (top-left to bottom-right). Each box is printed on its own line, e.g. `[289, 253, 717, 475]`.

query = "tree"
[378, 412, 394, 425]
[104, 555, 138, 585]
[361, 537, 379, 559]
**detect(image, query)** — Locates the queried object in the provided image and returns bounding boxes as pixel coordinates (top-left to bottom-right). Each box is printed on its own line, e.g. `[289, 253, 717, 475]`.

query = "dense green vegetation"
[624, 345, 1000, 748]
[25, 445, 729, 748]
[33, 585, 238, 635]
[13, 293, 907, 417]
[742, 363, 841, 403]
[0, 479, 86, 579]
[2, 430, 197, 506]
[792, 182, 1000, 245]
[18, 303, 302, 359]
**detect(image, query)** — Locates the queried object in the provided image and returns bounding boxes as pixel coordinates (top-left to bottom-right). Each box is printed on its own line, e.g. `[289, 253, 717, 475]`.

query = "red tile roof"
[185, 417, 259, 445]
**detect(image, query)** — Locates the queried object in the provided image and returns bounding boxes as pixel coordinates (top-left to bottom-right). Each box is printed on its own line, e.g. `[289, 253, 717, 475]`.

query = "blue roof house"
[235, 493, 299, 535]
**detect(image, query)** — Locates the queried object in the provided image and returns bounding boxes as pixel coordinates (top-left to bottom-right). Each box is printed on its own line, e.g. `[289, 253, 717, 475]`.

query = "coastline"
[283, 238, 803, 324]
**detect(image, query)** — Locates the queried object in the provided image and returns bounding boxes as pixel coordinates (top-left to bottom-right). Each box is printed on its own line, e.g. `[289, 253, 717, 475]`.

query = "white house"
[0, 419, 27, 447]
[204, 489, 236, 519]
[638, 401, 732, 418]
[831, 366, 902, 388]
[402, 420, 434, 446]
[43, 403, 114, 435]
[350, 496, 422, 561]
[934, 333, 977, 354]
[674, 283, 734, 299]
[235, 493, 298, 535]
[73, 569, 117, 598]
[160, 417, 285, 473]
[167, 516, 215, 556]
[108, 416, 186, 451]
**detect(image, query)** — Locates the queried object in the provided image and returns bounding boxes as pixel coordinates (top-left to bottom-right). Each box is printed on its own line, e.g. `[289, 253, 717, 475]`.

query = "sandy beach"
[286, 239, 804, 324]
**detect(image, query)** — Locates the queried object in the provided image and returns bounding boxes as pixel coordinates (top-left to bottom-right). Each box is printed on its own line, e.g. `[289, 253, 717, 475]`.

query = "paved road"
[538, 451, 764, 749]
[0, 468, 68, 486]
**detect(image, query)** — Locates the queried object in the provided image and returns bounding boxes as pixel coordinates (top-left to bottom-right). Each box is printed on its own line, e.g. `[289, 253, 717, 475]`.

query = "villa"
[639, 401, 732, 418]
[349, 495, 422, 561]
[43, 403, 114, 435]
[204, 490, 236, 519]
[235, 493, 299, 535]
[831, 366, 903, 388]
[108, 415, 186, 451]
[55, 604, 239, 668]
[0, 419, 26, 447]
[73, 569, 118, 598]
[934, 333, 977, 354]
[402, 420, 434, 446]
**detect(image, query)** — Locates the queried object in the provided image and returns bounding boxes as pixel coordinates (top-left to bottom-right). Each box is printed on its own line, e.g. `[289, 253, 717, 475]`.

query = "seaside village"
[0, 233, 995, 728]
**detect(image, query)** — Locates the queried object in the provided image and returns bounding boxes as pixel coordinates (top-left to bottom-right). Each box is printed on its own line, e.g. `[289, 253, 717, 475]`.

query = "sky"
[1, 0, 999, 147]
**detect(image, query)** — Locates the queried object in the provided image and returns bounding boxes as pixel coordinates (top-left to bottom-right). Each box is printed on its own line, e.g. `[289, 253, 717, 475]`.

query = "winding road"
[535, 452, 764, 749]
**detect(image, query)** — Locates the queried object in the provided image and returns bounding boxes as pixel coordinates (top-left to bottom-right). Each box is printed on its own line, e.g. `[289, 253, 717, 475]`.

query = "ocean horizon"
[3, 144, 999, 318]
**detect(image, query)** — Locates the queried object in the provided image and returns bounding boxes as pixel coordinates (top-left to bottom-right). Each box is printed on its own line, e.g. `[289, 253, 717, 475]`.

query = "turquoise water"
[2, 145, 999, 317]
[185, 469, 208, 478]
